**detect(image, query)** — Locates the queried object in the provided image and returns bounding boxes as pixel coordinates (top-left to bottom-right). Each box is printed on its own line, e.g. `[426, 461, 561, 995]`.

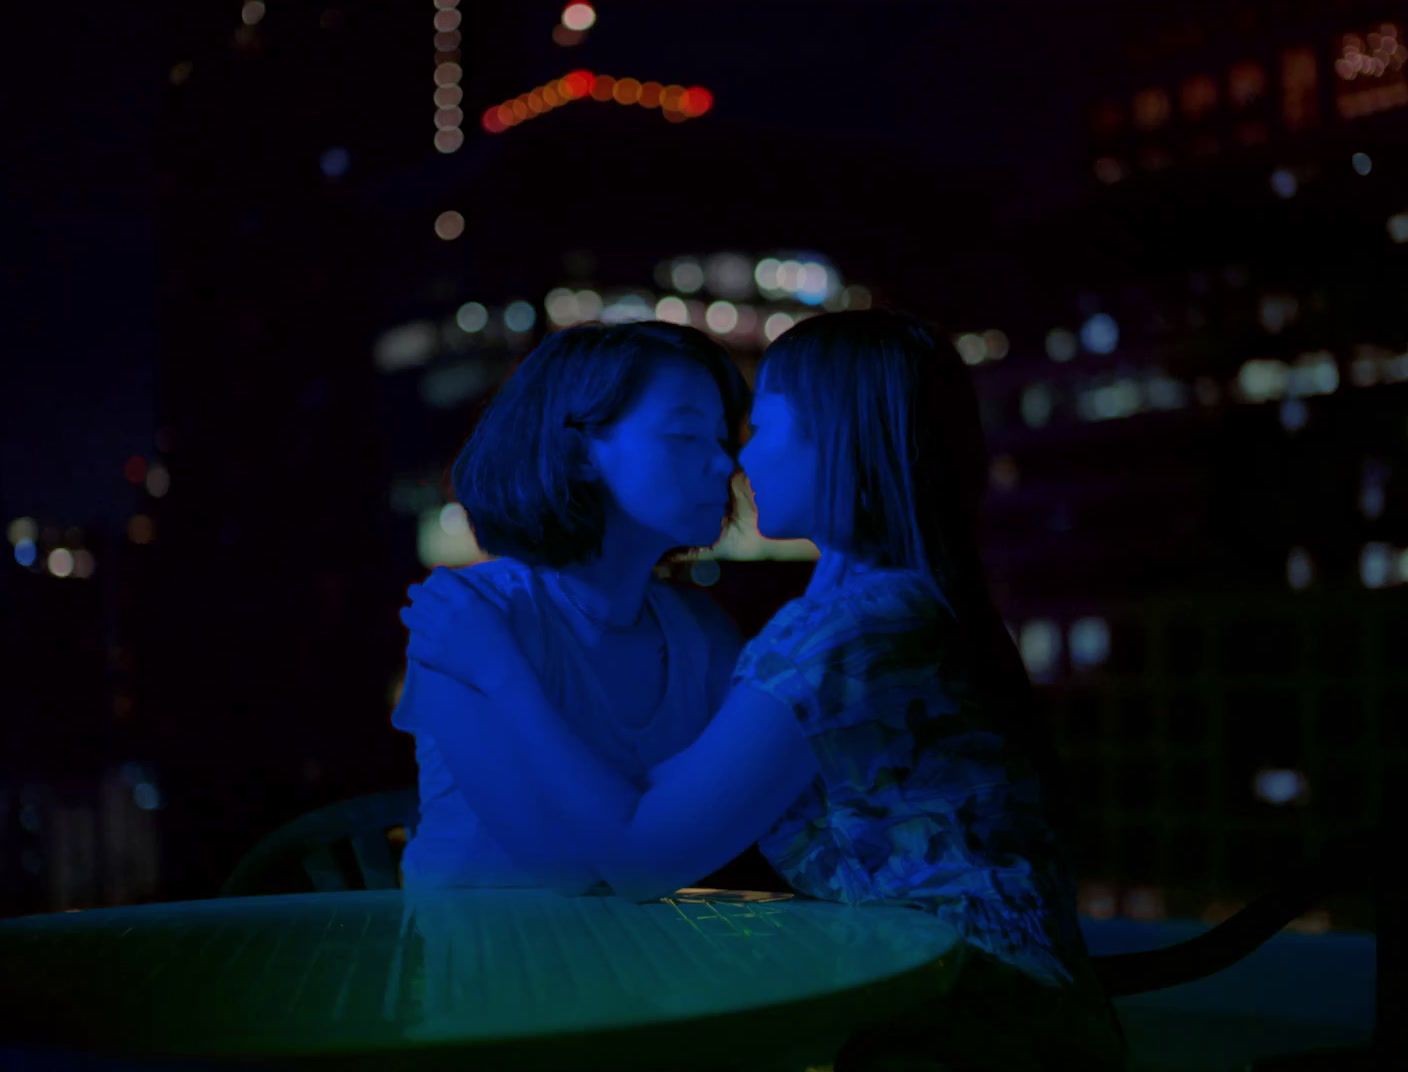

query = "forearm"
[409, 662, 602, 891]
[484, 672, 646, 872]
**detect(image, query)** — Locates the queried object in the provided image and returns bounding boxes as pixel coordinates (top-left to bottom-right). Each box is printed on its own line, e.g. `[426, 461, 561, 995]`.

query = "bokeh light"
[434, 211, 465, 240]
[455, 301, 488, 333]
[705, 301, 739, 334]
[561, 3, 596, 32]
[655, 296, 689, 324]
[47, 548, 75, 578]
[503, 300, 537, 333]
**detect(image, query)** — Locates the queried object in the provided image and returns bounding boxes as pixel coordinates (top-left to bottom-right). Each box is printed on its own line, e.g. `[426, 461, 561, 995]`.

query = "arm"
[401, 658, 603, 893]
[486, 667, 821, 902]
[402, 567, 820, 901]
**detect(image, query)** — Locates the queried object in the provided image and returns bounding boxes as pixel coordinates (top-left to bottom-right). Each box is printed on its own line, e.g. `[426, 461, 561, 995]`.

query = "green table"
[0, 888, 965, 1071]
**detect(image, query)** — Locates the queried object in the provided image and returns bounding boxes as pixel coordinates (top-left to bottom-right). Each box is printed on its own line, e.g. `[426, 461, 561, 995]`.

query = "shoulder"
[446, 556, 539, 600]
[737, 569, 957, 670]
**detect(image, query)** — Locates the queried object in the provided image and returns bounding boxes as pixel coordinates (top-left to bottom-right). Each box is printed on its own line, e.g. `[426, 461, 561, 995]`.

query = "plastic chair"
[220, 788, 418, 897]
[1085, 829, 1380, 1071]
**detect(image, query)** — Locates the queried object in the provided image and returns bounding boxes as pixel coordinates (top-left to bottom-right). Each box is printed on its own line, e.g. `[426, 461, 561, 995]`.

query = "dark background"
[2, 0, 1403, 928]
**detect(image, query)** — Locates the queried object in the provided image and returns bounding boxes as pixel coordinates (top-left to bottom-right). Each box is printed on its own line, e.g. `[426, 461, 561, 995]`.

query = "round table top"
[0, 887, 966, 1070]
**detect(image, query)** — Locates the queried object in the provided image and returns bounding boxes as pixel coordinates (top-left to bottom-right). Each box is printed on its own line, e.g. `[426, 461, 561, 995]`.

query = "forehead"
[628, 358, 724, 419]
[749, 390, 793, 421]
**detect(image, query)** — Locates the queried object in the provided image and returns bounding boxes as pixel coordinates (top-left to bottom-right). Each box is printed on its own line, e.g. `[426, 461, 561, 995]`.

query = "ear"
[563, 423, 600, 482]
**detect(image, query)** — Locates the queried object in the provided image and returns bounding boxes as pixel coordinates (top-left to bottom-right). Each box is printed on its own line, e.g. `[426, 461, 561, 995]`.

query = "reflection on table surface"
[0, 887, 965, 1070]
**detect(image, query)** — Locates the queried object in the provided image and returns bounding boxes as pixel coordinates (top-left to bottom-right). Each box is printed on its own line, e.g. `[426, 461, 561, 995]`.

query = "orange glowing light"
[591, 74, 616, 101]
[613, 77, 642, 104]
[639, 81, 662, 108]
[660, 84, 686, 111]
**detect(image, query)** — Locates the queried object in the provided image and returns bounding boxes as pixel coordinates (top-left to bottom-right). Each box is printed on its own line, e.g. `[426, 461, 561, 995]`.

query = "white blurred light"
[981, 329, 1010, 361]
[1069, 617, 1111, 669]
[1253, 768, 1308, 806]
[754, 258, 781, 292]
[671, 258, 705, 294]
[1287, 351, 1339, 397]
[145, 465, 170, 498]
[1270, 168, 1298, 198]
[1361, 543, 1393, 588]
[7, 517, 37, 545]
[561, 3, 596, 31]
[1388, 213, 1408, 243]
[1079, 379, 1141, 421]
[504, 300, 537, 333]
[1018, 619, 1061, 682]
[545, 288, 579, 326]
[374, 321, 439, 372]
[655, 296, 689, 324]
[434, 211, 465, 240]
[455, 302, 489, 333]
[601, 294, 653, 324]
[955, 333, 987, 365]
[241, 1, 266, 27]
[439, 503, 469, 535]
[1045, 328, 1077, 362]
[575, 289, 604, 320]
[1237, 359, 1289, 402]
[705, 300, 739, 334]
[47, 548, 75, 578]
[763, 311, 795, 342]
[1020, 384, 1054, 427]
[796, 262, 831, 305]
[418, 506, 484, 568]
[776, 260, 802, 293]
[1352, 152, 1372, 176]
[1080, 313, 1119, 354]
[1286, 546, 1314, 590]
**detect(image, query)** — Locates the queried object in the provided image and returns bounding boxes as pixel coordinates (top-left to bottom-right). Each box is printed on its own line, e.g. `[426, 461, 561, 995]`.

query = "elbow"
[599, 857, 689, 904]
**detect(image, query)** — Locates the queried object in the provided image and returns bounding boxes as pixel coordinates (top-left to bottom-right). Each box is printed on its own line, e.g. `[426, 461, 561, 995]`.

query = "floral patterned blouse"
[733, 566, 1092, 991]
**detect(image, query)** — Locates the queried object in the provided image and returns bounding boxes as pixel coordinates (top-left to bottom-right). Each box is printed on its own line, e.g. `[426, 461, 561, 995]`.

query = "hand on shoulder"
[400, 566, 528, 693]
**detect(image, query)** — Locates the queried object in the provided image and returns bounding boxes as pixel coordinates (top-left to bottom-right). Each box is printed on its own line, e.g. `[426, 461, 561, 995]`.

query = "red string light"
[481, 71, 714, 133]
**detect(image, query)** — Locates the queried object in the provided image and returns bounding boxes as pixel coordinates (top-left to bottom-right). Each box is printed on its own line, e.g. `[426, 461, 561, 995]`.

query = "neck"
[557, 522, 667, 629]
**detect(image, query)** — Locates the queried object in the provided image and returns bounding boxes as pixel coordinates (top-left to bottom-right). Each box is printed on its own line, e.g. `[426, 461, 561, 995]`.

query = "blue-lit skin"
[740, 381, 878, 598]
[561, 357, 737, 626]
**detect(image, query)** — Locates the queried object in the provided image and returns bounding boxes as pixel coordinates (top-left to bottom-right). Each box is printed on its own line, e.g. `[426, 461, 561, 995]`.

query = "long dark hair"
[759, 309, 1073, 838]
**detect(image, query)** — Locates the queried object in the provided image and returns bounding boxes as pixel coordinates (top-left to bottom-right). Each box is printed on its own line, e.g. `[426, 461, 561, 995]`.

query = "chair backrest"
[1090, 829, 1372, 997]
[220, 788, 419, 897]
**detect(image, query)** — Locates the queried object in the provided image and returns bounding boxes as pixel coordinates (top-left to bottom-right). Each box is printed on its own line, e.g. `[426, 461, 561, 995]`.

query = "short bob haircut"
[453, 321, 751, 569]
[757, 309, 1071, 831]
